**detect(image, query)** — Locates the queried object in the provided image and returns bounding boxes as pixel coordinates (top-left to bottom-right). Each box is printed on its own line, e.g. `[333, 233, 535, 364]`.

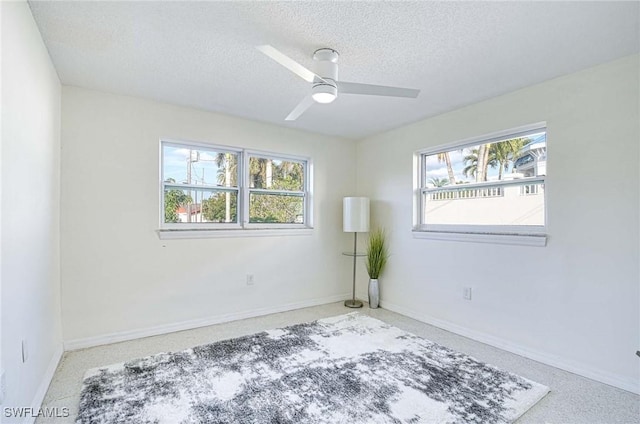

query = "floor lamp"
[343, 197, 370, 308]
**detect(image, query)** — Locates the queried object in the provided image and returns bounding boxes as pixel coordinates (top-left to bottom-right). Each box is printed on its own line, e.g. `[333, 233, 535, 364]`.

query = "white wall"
[1, 0, 62, 416]
[0, 0, 4, 410]
[356, 55, 639, 393]
[61, 87, 357, 344]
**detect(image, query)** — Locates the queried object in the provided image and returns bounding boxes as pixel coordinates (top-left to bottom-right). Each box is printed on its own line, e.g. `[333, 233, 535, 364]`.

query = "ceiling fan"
[256, 45, 421, 121]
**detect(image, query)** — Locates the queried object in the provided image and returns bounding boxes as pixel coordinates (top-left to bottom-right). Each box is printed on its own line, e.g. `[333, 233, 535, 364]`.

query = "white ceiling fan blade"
[257, 45, 326, 84]
[337, 81, 420, 98]
[285, 95, 315, 121]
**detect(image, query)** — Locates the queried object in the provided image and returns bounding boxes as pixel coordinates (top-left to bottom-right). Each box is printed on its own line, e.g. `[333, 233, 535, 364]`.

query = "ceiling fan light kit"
[310, 85, 335, 104]
[257, 44, 420, 121]
[311, 48, 339, 103]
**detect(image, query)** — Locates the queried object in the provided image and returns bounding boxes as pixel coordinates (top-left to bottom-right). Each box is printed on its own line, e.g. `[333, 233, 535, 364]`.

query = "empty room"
[2, 1, 639, 423]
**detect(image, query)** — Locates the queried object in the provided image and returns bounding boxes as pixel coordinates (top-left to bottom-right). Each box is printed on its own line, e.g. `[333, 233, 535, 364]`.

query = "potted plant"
[365, 228, 388, 309]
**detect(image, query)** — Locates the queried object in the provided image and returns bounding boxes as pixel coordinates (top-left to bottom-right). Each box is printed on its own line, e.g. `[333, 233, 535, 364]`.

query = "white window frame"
[159, 139, 313, 237]
[413, 123, 548, 246]
[161, 139, 243, 230]
[243, 149, 312, 230]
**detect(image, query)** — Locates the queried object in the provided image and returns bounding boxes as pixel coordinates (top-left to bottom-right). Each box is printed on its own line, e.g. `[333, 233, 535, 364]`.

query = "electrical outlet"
[0, 369, 5, 404]
[22, 340, 28, 363]
[246, 274, 255, 285]
[463, 287, 472, 301]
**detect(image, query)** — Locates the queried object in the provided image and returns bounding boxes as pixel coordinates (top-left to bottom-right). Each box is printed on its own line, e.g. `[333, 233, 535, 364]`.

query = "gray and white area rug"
[77, 313, 549, 423]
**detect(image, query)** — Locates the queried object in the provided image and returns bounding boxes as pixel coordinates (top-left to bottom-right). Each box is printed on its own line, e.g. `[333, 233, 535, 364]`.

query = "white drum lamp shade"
[343, 197, 370, 233]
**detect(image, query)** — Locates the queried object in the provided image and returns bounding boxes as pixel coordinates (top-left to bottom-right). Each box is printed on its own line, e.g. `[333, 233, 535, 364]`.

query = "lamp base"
[344, 299, 363, 308]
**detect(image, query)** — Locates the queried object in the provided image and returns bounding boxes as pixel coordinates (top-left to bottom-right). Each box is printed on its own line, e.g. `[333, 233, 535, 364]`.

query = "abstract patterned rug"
[77, 313, 549, 423]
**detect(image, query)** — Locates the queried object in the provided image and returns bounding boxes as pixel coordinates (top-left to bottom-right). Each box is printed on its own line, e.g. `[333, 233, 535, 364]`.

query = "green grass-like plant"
[366, 228, 389, 279]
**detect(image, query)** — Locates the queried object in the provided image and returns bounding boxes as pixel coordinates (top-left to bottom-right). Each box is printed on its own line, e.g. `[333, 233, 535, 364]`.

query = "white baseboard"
[381, 300, 640, 395]
[62, 294, 638, 394]
[64, 293, 350, 351]
[23, 344, 63, 424]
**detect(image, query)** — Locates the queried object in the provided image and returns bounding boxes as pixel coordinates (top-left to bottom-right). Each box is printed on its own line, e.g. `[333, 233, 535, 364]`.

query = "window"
[247, 154, 307, 224]
[414, 124, 547, 245]
[160, 140, 311, 233]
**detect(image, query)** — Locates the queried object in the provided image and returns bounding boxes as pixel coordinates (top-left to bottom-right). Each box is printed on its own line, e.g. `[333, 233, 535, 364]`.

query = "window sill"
[412, 230, 547, 247]
[157, 228, 313, 240]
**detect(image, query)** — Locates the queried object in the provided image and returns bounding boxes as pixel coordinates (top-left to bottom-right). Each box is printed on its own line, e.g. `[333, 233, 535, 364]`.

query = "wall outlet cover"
[463, 287, 472, 300]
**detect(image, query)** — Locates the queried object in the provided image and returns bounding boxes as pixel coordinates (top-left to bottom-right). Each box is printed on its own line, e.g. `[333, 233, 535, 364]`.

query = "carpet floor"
[77, 313, 548, 423]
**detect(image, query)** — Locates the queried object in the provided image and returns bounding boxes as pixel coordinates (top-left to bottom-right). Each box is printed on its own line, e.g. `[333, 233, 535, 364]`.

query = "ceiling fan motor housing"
[312, 48, 339, 102]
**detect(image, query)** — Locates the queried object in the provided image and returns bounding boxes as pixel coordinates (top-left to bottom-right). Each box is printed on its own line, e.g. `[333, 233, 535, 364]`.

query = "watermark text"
[4, 407, 70, 418]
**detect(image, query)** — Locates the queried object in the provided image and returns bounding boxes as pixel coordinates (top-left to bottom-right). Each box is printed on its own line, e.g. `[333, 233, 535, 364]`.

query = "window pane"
[419, 130, 546, 231]
[423, 132, 546, 187]
[249, 192, 304, 224]
[249, 156, 304, 191]
[163, 145, 238, 187]
[423, 180, 544, 226]
[164, 188, 238, 224]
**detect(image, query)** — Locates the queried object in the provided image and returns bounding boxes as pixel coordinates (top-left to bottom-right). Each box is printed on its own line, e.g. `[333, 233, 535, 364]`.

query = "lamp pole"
[344, 232, 363, 308]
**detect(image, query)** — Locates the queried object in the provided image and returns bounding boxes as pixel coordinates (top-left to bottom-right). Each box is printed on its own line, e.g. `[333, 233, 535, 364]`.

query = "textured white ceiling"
[29, 1, 639, 139]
